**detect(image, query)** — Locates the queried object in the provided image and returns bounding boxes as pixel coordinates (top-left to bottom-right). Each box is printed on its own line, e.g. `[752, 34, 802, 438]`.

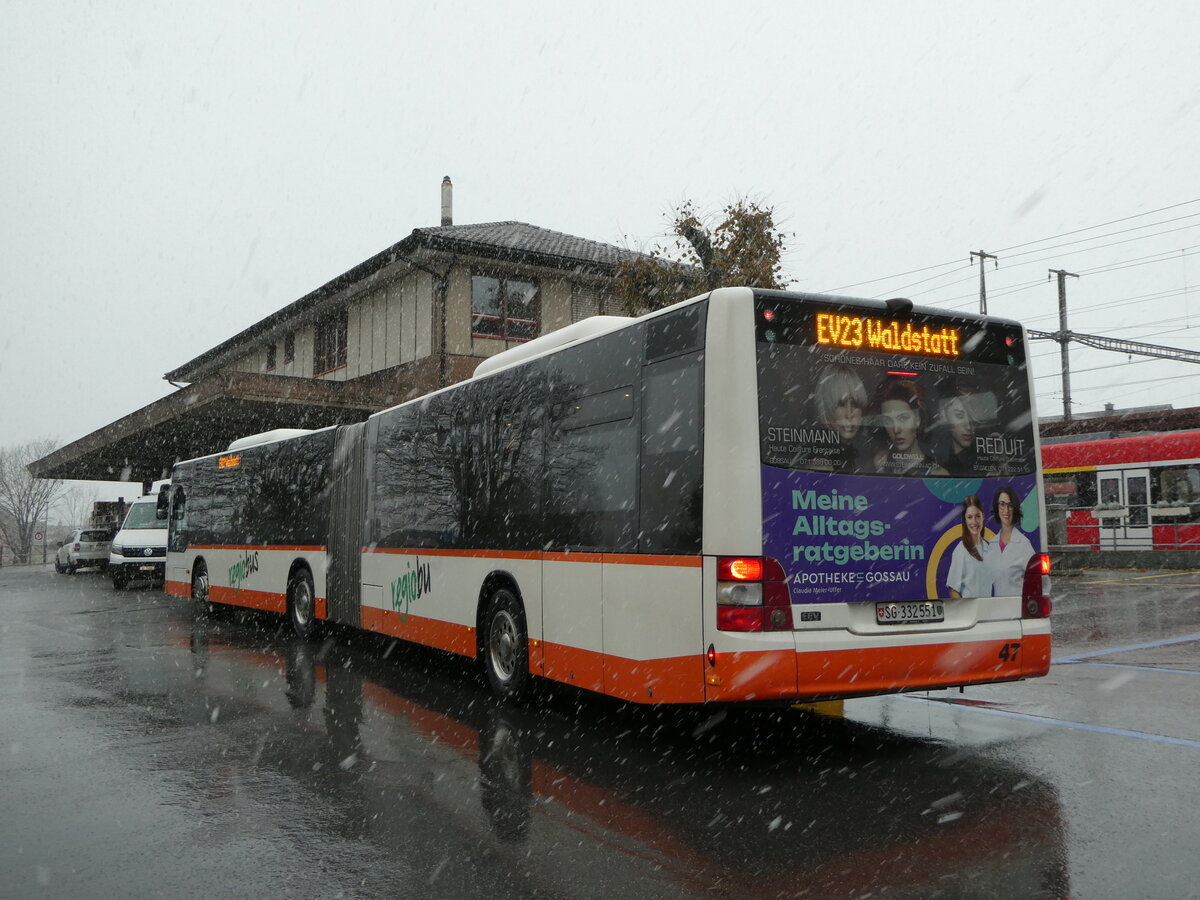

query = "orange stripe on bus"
[364, 547, 543, 561]
[603, 553, 702, 568]
[540, 642, 706, 703]
[1021, 632, 1052, 677]
[189, 544, 326, 552]
[362, 547, 702, 568]
[209, 584, 288, 615]
[361, 606, 478, 658]
[166, 579, 326, 620]
[542, 551, 605, 564]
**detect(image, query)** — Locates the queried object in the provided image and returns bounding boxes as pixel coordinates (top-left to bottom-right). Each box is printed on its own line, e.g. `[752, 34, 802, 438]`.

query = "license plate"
[139, 564, 158, 572]
[876, 600, 945, 625]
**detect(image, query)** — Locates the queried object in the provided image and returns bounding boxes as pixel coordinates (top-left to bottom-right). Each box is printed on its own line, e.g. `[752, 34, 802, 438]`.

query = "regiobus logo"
[229, 550, 260, 591]
[391, 557, 433, 621]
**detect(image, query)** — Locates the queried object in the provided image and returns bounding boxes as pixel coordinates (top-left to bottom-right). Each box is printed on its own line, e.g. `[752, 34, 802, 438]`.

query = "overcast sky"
[3, 1, 1199, 509]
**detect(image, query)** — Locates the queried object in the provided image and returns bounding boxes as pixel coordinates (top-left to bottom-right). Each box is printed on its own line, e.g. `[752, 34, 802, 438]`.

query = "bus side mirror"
[156, 486, 170, 520]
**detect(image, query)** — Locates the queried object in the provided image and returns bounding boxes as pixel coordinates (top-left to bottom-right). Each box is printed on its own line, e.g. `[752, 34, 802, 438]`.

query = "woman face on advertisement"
[946, 396, 975, 451]
[997, 492, 1015, 528]
[964, 503, 984, 538]
[880, 399, 920, 452]
[830, 395, 864, 443]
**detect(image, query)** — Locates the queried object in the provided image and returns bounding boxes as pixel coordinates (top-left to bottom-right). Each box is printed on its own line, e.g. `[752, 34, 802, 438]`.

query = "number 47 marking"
[998, 642, 1021, 662]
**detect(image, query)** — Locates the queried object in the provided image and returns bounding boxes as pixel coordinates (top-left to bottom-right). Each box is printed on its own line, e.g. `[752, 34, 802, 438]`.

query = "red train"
[1042, 429, 1200, 550]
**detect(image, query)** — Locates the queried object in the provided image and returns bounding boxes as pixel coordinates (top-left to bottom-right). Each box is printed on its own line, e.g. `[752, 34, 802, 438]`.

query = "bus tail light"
[1022, 554, 1052, 618]
[717, 556, 792, 632]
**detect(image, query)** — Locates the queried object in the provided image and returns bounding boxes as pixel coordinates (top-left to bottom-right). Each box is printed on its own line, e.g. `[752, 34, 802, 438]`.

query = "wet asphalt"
[1, 564, 1197, 899]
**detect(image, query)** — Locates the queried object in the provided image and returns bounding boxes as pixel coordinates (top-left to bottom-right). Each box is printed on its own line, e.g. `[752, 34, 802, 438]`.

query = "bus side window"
[646, 302, 704, 362]
[546, 392, 637, 552]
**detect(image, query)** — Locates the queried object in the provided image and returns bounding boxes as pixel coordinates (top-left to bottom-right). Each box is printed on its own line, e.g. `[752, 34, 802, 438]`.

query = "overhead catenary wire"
[820, 200, 1200, 411]
[908, 246, 1200, 311]
[992, 199, 1200, 254]
[823, 198, 1200, 294]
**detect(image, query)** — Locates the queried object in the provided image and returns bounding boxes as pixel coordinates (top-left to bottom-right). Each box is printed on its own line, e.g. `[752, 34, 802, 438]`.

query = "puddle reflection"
[187, 610, 1070, 898]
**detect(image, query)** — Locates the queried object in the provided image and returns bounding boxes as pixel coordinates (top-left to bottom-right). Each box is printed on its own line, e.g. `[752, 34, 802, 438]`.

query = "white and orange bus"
[164, 286, 1051, 704]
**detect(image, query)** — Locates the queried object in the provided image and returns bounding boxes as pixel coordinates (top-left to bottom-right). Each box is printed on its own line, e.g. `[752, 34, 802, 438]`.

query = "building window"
[265, 342, 276, 371]
[283, 331, 295, 364]
[472, 275, 539, 341]
[314, 309, 348, 374]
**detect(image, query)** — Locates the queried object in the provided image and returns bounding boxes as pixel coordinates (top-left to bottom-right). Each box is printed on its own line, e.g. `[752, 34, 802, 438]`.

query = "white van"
[109, 493, 168, 589]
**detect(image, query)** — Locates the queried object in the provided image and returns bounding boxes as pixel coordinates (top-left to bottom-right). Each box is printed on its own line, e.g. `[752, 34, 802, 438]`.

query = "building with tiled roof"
[32, 180, 653, 484]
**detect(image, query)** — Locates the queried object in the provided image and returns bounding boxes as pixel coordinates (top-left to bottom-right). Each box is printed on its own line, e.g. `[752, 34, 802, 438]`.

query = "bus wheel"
[191, 563, 210, 613]
[288, 568, 317, 640]
[483, 588, 529, 702]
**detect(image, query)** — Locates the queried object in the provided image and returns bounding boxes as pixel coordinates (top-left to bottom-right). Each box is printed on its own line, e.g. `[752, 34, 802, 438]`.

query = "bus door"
[1098, 468, 1153, 549]
[327, 423, 367, 625]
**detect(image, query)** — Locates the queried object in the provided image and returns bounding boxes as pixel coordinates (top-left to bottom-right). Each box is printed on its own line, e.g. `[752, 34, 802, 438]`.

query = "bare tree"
[0, 440, 63, 564]
[55, 484, 99, 529]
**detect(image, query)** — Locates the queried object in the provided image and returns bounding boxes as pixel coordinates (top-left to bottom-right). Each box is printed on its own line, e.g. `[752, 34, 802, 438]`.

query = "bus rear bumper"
[705, 629, 1052, 703]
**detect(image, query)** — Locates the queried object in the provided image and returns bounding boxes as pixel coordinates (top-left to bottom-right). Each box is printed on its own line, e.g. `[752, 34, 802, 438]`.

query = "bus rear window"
[756, 302, 1036, 478]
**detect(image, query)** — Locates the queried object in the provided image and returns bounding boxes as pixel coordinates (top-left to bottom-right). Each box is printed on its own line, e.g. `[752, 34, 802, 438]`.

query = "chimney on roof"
[441, 176, 453, 226]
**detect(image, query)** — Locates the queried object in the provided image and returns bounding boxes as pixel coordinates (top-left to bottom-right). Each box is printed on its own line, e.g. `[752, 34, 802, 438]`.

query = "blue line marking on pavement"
[1053, 632, 1200, 664]
[1056, 661, 1200, 677]
[902, 695, 1200, 750]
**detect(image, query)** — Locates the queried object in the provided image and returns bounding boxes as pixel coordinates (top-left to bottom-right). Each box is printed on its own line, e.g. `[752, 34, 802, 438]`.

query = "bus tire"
[483, 588, 530, 703]
[288, 567, 318, 640]
[191, 562, 210, 614]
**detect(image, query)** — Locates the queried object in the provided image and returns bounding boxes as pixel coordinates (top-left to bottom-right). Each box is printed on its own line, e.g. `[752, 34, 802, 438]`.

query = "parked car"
[54, 528, 114, 574]
[108, 493, 168, 589]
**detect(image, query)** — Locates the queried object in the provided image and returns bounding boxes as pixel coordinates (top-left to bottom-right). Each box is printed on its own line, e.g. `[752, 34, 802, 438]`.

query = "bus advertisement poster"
[761, 469, 1042, 604]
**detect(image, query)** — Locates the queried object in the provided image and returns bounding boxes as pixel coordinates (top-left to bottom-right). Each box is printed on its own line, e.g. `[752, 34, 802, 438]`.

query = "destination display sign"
[814, 312, 961, 358]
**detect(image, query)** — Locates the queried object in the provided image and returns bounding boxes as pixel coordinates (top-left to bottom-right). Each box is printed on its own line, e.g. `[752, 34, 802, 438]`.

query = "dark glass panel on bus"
[545, 406, 638, 552]
[369, 304, 706, 556]
[373, 365, 546, 550]
[169, 431, 335, 548]
[639, 350, 703, 554]
[538, 325, 641, 553]
[645, 300, 705, 362]
[755, 298, 1035, 477]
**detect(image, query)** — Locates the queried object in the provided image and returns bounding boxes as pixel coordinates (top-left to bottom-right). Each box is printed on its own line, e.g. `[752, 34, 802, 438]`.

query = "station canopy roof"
[28, 371, 397, 484]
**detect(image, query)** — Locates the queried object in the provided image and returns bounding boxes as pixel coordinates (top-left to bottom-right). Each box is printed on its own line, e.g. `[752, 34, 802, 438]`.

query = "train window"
[1159, 467, 1200, 505]
[1043, 474, 1079, 508]
[1157, 466, 1200, 522]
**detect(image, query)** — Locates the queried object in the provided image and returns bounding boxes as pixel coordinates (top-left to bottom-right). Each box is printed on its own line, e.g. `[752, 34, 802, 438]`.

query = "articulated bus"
[164, 287, 1051, 705]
